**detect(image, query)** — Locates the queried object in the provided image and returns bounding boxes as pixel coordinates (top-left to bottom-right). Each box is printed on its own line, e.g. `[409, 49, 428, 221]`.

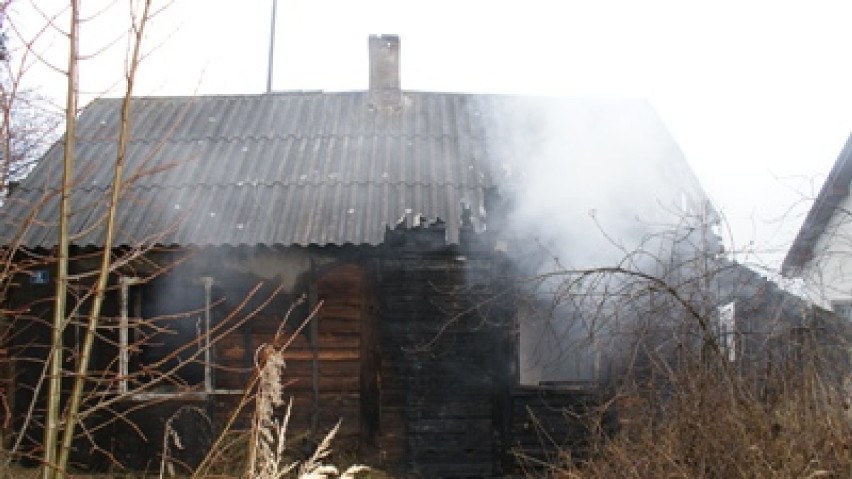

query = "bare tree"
[41, 1, 78, 476]
[0, 1, 244, 476]
[0, 4, 335, 476]
[52, 0, 153, 475]
[513, 210, 851, 478]
[0, 0, 61, 467]
[0, 0, 61, 197]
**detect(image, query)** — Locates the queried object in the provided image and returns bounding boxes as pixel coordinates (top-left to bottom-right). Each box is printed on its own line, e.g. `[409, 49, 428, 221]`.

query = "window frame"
[118, 275, 240, 399]
[718, 300, 737, 362]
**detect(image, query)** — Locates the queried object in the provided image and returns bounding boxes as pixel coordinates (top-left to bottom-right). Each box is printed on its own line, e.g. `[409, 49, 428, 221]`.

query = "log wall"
[375, 227, 514, 477]
[7, 240, 606, 477]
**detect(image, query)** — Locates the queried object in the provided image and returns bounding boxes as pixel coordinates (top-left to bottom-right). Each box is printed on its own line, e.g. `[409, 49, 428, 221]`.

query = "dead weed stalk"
[248, 345, 368, 479]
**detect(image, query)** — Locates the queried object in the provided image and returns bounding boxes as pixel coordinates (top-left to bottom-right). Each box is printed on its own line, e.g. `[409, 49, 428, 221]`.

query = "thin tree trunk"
[0, 66, 12, 193]
[42, 1, 78, 477]
[52, 2, 151, 477]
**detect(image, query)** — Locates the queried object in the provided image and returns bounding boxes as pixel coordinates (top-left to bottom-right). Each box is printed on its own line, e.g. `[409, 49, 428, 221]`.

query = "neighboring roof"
[782, 133, 852, 276]
[0, 91, 684, 248]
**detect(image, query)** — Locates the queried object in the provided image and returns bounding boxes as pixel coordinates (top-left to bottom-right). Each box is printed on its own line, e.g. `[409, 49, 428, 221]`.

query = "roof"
[1, 91, 683, 248]
[782, 133, 852, 276]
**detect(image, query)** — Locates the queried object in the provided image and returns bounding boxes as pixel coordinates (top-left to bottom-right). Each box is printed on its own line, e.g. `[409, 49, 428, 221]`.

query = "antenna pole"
[266, 0, 277, 93]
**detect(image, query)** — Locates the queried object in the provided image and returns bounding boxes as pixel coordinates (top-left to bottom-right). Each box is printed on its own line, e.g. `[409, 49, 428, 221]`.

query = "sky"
[9, 0, 852, 270]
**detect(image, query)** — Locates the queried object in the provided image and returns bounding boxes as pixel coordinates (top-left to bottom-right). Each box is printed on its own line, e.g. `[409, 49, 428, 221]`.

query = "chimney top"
[368, 34, 401, 109]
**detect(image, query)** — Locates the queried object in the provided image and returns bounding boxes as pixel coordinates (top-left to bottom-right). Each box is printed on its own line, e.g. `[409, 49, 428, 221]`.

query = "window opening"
[718, 301, 736, 362]
[119, 276, 222, 397]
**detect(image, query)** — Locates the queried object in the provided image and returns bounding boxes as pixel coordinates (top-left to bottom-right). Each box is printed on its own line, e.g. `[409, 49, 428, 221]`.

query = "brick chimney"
[368, 34, 401, 109]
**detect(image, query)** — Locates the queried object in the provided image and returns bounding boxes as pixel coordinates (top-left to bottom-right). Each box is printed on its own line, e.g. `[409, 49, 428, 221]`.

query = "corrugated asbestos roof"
[1, 92, 670, 248]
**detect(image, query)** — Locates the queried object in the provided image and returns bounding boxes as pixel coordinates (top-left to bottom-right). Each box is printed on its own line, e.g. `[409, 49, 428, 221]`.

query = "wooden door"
[316, 263, 378, 451]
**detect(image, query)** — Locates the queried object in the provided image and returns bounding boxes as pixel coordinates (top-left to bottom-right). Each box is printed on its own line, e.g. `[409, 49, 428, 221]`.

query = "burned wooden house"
[1, 36, 715, 476]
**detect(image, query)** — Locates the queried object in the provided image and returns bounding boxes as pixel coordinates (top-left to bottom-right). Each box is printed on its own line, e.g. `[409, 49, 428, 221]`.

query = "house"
[1, 35, 718, 476]
[714, 259, 848, 382]
[783, 133, 852, 314]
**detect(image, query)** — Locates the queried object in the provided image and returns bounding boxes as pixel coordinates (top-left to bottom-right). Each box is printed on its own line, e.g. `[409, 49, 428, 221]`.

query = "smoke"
[479, 96, 715, 384]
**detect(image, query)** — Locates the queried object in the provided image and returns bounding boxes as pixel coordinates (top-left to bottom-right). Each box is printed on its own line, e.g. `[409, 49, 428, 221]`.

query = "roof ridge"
[84, 91, 650, 102]
[84, 90, 493, 107]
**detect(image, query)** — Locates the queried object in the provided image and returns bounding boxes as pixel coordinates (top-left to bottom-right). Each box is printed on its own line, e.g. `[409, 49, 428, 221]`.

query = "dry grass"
[2, 464, 392, 479]
[548, 364, 852, 479]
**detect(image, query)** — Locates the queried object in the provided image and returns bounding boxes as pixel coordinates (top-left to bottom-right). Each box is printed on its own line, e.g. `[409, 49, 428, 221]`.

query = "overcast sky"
[10, 0, 852, 269]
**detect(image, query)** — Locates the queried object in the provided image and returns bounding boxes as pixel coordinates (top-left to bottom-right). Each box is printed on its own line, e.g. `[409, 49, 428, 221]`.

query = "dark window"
[119, 276, 216, 395]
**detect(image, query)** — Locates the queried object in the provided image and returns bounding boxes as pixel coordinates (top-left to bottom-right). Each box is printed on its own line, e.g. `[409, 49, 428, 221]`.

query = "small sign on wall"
[30, 270, 49, 284]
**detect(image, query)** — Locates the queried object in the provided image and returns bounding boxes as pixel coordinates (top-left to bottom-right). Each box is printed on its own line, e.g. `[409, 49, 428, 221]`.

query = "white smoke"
[480, 96, 715, 384]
